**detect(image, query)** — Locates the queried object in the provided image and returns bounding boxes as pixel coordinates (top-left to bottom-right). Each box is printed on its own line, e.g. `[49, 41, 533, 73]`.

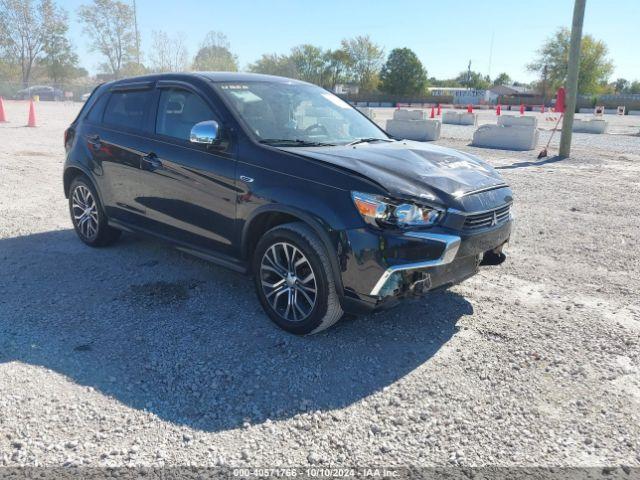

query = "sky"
[60, 0, 640, 82]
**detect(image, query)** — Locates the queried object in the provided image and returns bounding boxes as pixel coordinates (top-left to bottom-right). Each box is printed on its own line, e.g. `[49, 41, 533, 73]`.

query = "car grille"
[463, 204, 511, 230]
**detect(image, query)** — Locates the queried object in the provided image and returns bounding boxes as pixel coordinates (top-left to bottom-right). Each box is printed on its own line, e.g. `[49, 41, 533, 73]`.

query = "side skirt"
[108, 218, 248, 274]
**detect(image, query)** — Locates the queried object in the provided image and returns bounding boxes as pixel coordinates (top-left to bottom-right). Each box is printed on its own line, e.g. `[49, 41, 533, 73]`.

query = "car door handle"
[141, 153, 162, 171]
[87, 134, 101, 148]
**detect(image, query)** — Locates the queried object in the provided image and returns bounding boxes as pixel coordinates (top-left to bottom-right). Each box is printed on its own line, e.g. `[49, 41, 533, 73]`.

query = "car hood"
[280, 140, 507, 204]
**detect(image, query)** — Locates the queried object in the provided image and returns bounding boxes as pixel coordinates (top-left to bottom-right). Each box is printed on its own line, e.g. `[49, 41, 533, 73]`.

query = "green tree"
[78, 0, 136, 79]
[628, 80, 640, 94]
[455, 70, 491, 90]
[492, 72, 512, 86]
[428, 77, 462, 88]
[118, 61, 148, 77]
[527, 27, 613, 95]
[192, 31, 238, 71]
[341, 35, 384, 93]
[0, 0, 66, 86]
[290, 44, 325, 85]
[248, 47, 351, 88]
[40, 7, 83, 84]
[378, 48, 427, 96]
[248, 53, 297, 78]
[323, 48, 352, 90]
[613, 78, 629, 93]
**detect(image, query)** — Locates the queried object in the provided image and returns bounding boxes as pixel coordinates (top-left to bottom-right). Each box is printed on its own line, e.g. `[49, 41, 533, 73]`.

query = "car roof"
[105, 71, 312, 89]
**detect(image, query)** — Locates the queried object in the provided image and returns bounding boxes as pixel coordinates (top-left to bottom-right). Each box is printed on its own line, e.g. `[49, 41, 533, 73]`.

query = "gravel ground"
[0, 100, 639, 469]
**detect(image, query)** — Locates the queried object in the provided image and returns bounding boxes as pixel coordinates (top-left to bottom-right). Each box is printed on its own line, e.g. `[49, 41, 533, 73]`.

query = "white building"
[428, 87, 494, 105]
[333, 83, 360, 95]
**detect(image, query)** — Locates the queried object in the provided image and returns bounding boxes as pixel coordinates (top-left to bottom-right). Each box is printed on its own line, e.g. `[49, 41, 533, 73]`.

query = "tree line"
[1, 0, 639, 97]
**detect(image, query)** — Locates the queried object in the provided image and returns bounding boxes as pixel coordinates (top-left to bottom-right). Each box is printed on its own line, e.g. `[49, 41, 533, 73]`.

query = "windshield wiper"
[259, 138, 335, 147]
[345, 137, 394, 146]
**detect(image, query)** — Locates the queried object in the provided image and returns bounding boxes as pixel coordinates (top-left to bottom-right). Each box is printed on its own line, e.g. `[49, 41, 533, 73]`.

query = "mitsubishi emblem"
[491, 211, 497, 226]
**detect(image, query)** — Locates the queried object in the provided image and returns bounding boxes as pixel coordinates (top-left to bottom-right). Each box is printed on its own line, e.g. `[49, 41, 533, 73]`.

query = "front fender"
[238, 179, 364, 303]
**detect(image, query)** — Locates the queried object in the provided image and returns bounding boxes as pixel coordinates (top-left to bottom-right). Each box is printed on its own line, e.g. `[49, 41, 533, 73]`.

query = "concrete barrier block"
[472, 125, 539, 151]
[458, 113, 477, 125]
[442, 111, 458, 124]
[572, 119, 607, 134]
[356, 107, 376, 120]
[393, 109, 426, 121]
[498, 115, 538, 128]
[386, 119, 441, 141]
[442, 111, 477, 126]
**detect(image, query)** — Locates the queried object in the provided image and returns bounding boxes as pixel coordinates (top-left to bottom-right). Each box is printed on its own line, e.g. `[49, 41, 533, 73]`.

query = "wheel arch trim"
[63, 164, 98, 198]
[241, 204, 345, 299]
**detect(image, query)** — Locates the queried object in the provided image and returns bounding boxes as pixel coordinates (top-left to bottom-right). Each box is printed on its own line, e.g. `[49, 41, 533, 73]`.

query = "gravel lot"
[1, 101, 639, 469]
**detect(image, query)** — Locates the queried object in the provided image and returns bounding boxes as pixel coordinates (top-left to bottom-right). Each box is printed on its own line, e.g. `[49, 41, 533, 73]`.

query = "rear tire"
[68, 175, 121, 247]
[253, 222, 343, 335]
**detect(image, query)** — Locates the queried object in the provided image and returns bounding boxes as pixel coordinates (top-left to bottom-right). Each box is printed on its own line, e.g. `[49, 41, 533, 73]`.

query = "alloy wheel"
[71, 185, 99, 240]
[260, 241, 317, 322]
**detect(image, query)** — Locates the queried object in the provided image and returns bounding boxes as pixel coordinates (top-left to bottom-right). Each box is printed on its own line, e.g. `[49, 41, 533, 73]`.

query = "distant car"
[16, 85, 63, 101]
[63, 72, 513, 334]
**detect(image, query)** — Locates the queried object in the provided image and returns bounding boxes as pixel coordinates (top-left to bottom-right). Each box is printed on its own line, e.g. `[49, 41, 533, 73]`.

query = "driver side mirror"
[190, 120, 220, 145]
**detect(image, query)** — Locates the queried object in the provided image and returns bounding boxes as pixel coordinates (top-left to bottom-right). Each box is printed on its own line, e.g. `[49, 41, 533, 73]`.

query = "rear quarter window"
[102, 90, 152, 131]
[85, 92, 110, 123]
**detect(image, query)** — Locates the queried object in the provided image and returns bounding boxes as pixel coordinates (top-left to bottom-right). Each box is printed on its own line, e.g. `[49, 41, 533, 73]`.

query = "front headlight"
[351, 191, 443, 228]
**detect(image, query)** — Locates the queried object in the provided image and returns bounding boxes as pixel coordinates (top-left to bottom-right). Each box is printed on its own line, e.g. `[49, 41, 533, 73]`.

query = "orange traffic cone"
[519, 104, 525, 115]
[540, 105, 545, 114]
[467, 104, 473, 113]
[0, 96, 6, 122]
[496, 104, 501, 116]
[430, 106, 435, 119]
[27, 100, 37, 127]
[437, 103, 441, 116]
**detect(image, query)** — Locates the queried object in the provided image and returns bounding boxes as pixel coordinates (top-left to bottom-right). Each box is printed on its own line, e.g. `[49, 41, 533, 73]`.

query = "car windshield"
[214, 81, 390, 146]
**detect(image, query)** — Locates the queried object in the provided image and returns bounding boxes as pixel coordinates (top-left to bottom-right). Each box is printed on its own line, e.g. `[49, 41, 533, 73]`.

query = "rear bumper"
[339, 218, 512, 313]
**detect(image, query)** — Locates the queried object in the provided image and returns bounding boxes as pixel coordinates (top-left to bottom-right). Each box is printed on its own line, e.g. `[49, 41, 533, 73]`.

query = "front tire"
[68, 175, 121, 247]
[253, 222, 343, 335]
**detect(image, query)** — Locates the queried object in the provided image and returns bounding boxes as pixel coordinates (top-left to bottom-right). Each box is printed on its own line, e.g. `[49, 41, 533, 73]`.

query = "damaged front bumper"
[339, 216, 512, 313]
[369, 232, 461, 296]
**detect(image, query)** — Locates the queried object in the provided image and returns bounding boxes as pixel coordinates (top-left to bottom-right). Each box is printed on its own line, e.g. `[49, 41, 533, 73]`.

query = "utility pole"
[488, 31, 495, 80]
[467, 60, 472, 90]
[133, 0, 141, 66]
[542, 64, 548, 107]
[559, 0, 587, 158]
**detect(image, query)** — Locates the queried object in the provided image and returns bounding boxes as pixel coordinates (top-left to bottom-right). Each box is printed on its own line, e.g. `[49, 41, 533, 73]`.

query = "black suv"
[63, 73, 512, 334]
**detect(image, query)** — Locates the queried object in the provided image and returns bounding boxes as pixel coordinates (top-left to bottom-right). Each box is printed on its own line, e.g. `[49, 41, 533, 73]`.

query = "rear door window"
[155, 88, 216, 141]
[102, 90, 152, 131]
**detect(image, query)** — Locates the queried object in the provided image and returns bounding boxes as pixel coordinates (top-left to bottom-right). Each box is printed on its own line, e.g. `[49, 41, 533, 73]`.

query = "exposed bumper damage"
[339, 214, 513, 314]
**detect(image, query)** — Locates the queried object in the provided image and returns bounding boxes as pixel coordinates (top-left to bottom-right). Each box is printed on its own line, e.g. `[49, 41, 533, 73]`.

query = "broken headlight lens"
[351, 191, 443, 228]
